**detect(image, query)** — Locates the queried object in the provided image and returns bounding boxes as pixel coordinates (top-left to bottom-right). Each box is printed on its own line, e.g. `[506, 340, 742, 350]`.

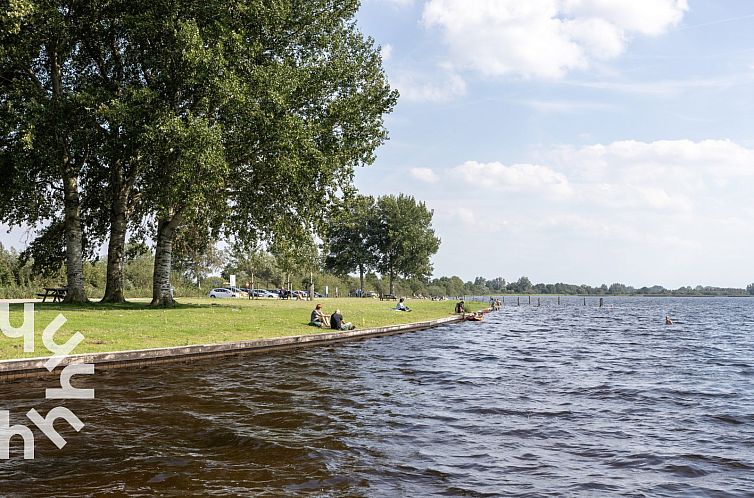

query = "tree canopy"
[324, 195, 378, 293]
[1, 0, 397, 305]
[323, 193, 440, 295]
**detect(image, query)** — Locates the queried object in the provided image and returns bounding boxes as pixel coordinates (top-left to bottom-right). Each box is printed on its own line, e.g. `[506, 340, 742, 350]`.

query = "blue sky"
[2, 1, 753, 289]
[352, 0, 754, 288]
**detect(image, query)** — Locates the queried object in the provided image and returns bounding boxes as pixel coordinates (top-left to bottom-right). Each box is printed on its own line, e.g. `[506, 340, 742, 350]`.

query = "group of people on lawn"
[310, 304, 355, 330]
[309, 297, 415, 330]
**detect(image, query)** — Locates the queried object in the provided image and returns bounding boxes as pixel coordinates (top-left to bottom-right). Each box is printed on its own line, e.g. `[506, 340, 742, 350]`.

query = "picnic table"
[37, 287, 67, 303]
[380, 293, 398, 301]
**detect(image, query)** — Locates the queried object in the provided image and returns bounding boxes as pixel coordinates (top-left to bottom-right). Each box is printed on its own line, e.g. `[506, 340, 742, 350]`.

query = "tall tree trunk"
[101, 188, 128, 303]
[150, 214, 181, 307]
[62, 164, 88, 303]
[52, 46, 87, 304]
[389, 270, 394, 295]
[358, 264, 364, 297]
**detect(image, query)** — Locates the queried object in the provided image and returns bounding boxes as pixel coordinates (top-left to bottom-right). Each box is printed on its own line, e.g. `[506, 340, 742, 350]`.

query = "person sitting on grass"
[330, 309, 355, 331]
[395, 297, 411, 312]
[455, 300, 466, 314]
[309, 303, 330, 328]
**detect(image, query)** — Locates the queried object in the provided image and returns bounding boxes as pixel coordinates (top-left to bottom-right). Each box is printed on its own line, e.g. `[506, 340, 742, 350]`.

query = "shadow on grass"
[8, 300, 212, 312]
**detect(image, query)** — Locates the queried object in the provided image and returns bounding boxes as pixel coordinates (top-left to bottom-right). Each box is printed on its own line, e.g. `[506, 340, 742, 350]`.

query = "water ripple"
[0, 296, 752, 496]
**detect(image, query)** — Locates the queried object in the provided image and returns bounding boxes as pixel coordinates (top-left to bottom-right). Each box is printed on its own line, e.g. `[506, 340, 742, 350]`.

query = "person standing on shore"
[455, 300, 465, 314]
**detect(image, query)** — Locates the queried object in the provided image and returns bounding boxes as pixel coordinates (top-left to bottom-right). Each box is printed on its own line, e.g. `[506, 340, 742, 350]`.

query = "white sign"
[230, 274, 236, 287]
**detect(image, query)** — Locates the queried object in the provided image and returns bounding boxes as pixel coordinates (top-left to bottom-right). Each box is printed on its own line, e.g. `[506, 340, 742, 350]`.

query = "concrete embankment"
[0, 314, 469, 381]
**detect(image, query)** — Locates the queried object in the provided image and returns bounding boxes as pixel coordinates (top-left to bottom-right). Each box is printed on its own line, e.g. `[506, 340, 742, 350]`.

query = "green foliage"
[372, 194, 440, 293]
[324, 195, 378, 286]
[18, 221, 66, 277]
[172, 226, 226, 287]
[2, 0, 398, 303]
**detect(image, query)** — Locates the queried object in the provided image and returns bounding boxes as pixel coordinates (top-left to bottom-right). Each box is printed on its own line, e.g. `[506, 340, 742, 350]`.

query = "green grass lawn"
[0, 297, 484, 360]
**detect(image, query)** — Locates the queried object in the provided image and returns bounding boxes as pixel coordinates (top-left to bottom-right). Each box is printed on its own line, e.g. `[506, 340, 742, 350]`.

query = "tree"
[324, 195, 378, 295]
[270, 235, 320, 290]
[373, 194, 440, 295]
[172, 227, 225, 288]
[224, 1, 397, 273]
[135, 0, 396, 305]
[509, 276, 532, 293]
[488, 277, 506, 291]
[608, 282, 628, 295]
[3, 0, 397, 306]
[747, 283, 754, 295]
[0, 0, 111, 302]
[225, 249, 281, 289]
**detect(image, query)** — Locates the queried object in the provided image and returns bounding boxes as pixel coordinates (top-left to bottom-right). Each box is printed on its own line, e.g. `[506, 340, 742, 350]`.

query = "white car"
[209, 288, 236, 298]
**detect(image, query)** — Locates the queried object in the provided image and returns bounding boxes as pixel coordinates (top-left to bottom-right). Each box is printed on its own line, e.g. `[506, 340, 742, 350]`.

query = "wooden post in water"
[583, 297, 586, 306]
[599, 297, 603, 307]
[528, 295, 531, 305]
[558, 296, 561, 305]
[538, 297, 541, 307]
[502, 296, 505, 305]
[517, 297, 520, 306]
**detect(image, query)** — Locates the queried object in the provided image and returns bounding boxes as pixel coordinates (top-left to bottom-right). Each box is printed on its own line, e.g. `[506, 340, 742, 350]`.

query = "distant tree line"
[458, 276, 754, 297]
[2, 240, 752, 299]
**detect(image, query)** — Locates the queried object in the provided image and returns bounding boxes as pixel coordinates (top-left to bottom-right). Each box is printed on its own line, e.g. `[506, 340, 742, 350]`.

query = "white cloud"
[569, 73, 754, 96]
[380, 43, 393, 62]
[451, 207, 477, 225]
[356, 138, 754, 287]
[448, 139, 754, 215]
[392, 70, 467, 102]
[515, 99, 615, 113]
[409, 167, 440, 183]
[561, 0, 689, 36]
[375, 0, 415, 7]
[552, 139, 754, 183]
[421, 0, 688, 79]
[453, 161, 573, 196]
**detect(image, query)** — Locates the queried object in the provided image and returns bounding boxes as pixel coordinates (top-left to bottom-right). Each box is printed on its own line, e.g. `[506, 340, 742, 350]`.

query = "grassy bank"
[0, 297, 484, 361]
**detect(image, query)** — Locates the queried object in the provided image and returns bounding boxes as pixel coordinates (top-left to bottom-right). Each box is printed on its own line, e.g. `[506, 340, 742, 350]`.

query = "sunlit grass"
[0, 297, 484, 360]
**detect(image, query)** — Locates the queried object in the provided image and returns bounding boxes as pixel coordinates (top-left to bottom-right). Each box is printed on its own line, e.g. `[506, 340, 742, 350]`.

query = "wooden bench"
[380, 294, 398, 301]
[37, 287, 67, 303]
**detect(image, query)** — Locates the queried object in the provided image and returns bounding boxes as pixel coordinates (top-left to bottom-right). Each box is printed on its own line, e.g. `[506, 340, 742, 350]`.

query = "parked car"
[209, 288, 236, 298]
[229, 286, 248, 298]
[251, 289, 275, 298]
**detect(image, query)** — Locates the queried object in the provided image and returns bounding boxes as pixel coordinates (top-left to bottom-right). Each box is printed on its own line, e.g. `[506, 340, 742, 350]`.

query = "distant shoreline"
[465, 293, 752, 299]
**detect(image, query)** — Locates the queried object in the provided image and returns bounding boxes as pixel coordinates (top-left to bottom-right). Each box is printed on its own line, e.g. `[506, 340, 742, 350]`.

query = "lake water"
[0, 297, 752, 496]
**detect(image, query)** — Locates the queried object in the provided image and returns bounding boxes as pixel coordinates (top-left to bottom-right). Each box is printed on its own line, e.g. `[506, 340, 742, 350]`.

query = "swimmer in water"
[665, 315, 673, 325]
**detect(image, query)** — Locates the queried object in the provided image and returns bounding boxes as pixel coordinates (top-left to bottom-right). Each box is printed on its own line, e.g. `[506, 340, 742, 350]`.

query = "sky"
[2, 1, 753, 289]
[351, 0, 754, 288]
